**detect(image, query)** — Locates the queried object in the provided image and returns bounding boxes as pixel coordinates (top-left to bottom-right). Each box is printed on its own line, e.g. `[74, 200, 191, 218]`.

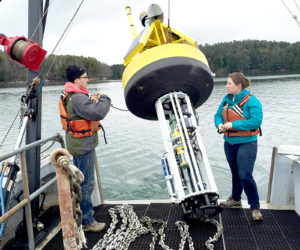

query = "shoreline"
[0, 79, 121, 88]
[1, 73, 300, 88]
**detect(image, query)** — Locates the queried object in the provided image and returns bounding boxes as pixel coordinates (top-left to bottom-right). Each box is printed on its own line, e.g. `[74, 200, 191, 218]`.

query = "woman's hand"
[223, 122, 232, 130]
[218, 124, 225, 132]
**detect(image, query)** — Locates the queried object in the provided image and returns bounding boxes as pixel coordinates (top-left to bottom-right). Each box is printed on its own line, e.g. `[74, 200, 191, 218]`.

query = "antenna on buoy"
[125, 6, 137, 38]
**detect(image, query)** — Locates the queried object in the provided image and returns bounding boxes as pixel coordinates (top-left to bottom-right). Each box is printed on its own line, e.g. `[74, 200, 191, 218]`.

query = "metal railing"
[0, 133, 64, 250]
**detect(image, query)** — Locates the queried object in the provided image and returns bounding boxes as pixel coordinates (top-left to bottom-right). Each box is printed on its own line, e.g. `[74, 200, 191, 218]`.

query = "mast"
[26, 0, 44, 220]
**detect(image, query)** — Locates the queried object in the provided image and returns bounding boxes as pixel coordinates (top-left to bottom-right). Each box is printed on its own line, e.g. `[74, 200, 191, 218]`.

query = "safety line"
[29, 0, 53, 42]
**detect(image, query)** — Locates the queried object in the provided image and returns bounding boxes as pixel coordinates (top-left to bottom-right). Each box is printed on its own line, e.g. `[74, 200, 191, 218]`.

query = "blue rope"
[0, 172, 5, 238]
[34, 78, 46, 96]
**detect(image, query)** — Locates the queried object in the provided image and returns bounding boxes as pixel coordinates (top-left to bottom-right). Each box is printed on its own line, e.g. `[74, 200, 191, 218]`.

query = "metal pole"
[125, 6, 136, 39]
[9, 116, 29, 164]
[20, 152, 35, 250]
[267, 147, 277, 203]
[94, 158, 104, 204]
[0, 134, 61, 162]
[30, 177, 56, 200]
[26, 0, 44, 220]
[0, 177, 57, 224]
[0, 199, 29, 224]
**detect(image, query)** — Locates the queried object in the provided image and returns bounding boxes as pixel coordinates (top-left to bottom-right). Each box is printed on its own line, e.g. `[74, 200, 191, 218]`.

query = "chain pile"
[92, 204, 223, 250]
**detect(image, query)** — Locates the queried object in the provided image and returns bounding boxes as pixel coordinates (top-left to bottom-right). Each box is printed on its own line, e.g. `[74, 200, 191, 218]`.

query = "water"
[1, 75, 300, 202]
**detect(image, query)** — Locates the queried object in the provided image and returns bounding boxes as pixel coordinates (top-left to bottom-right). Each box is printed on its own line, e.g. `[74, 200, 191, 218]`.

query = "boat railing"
[267, 145, 300, 215]
[0, 133, 65, 250]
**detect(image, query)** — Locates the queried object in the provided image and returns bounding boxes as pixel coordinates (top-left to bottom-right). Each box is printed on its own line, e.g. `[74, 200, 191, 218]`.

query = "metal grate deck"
[43, 203, 300, 250]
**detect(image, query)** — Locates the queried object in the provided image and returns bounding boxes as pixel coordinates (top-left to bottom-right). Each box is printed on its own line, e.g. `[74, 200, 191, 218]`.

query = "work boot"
[83, 221, 106, 232]
[219, 195, 242, 208]
[252, 209, 263, 222]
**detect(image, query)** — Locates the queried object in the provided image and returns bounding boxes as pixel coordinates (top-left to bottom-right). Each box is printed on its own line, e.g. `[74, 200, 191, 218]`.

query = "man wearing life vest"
[214, 72, 263, 222]
[59, 65, 111, 232]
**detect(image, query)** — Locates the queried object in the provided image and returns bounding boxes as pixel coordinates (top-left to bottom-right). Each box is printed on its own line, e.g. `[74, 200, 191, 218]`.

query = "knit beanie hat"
[66, 65, 86, 82]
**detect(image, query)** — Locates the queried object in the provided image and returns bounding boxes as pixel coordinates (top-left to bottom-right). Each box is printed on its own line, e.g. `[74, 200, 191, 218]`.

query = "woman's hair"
[228, 72, 251, 89]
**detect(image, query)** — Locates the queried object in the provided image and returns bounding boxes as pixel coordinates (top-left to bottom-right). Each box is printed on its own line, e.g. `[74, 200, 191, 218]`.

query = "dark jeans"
[224, 141, 260, 210]
[73, 149, 96, 226]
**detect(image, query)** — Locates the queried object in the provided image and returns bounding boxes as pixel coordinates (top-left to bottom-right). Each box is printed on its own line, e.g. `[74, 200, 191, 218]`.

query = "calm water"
[1, 75, 300, 202]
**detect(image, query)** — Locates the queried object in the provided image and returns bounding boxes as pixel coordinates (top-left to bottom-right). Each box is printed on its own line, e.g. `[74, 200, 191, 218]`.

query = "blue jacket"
[214, 89, 263, 145]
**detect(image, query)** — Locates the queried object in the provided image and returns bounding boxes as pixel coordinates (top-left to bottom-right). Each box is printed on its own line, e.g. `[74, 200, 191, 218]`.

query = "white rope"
[282, 0, 300, 27]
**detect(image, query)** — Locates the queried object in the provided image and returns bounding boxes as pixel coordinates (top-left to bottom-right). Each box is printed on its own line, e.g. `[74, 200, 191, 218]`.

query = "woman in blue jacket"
[214, 72, 263, 221]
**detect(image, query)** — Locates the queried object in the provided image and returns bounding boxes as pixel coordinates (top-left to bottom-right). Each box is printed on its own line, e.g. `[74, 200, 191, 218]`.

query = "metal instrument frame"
[156, 92, 221, 219]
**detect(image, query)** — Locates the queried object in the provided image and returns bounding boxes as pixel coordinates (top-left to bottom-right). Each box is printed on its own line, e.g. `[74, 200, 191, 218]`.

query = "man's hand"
[98, 90, 108, 96]
[90, 94, 98, 102]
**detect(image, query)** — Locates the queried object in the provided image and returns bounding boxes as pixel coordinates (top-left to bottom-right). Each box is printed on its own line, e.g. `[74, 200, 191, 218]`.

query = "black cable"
[100, 124, 107, 144]
[110, 104, 128, 112]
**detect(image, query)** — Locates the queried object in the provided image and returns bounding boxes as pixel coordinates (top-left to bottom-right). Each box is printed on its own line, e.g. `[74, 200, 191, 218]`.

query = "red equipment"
[0, 34, 47, 72]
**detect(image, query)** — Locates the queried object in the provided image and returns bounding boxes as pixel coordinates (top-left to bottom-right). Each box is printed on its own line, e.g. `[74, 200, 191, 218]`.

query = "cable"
[38, 0, 86, 78]
[29, 0, 53, 41]
[293, 0, 300, 12]
[282, 0, 300, 27]
[0, 172, 5, 238]
[34, 79, 46, 97]
[0, 109, 20, 149]
[110, 104, 129, 111]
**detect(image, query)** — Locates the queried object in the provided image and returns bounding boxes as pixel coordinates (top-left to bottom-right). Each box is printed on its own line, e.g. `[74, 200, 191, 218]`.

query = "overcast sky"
[0, 0, 299, 65]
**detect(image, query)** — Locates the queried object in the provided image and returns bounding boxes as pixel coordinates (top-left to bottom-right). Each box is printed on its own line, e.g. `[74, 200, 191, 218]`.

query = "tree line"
[0, 52, 125, 82]
[0, 40, 299, 83]
[200, 40, 300, 76]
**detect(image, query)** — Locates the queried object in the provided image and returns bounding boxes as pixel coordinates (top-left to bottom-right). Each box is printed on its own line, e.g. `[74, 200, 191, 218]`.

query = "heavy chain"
[92, 204, 149, 250]
[139, 216, 170, 250]
[92, 204, 223, 250]
[175, 221, 194, 250]
[203, 217, 223, 250]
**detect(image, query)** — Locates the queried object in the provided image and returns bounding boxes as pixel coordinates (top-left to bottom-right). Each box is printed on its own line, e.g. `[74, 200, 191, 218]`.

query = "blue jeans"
[73, 149, 96, 226]
[224, 141, 260, 210]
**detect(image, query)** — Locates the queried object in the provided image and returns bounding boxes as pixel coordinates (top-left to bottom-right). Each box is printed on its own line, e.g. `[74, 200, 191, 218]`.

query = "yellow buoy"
[122, 5, 214, 120]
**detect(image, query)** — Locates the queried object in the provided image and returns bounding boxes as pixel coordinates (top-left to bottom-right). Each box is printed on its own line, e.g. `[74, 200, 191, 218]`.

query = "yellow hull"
[122, 43, 214, 120]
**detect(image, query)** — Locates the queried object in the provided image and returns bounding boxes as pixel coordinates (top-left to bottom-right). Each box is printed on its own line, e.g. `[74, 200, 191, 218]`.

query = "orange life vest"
[222, 94, 260, 137]
[59, 93, 100, 138]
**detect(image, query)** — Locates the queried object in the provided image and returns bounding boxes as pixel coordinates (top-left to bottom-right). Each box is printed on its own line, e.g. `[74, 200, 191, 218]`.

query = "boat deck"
[42, 202, 300, 250]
